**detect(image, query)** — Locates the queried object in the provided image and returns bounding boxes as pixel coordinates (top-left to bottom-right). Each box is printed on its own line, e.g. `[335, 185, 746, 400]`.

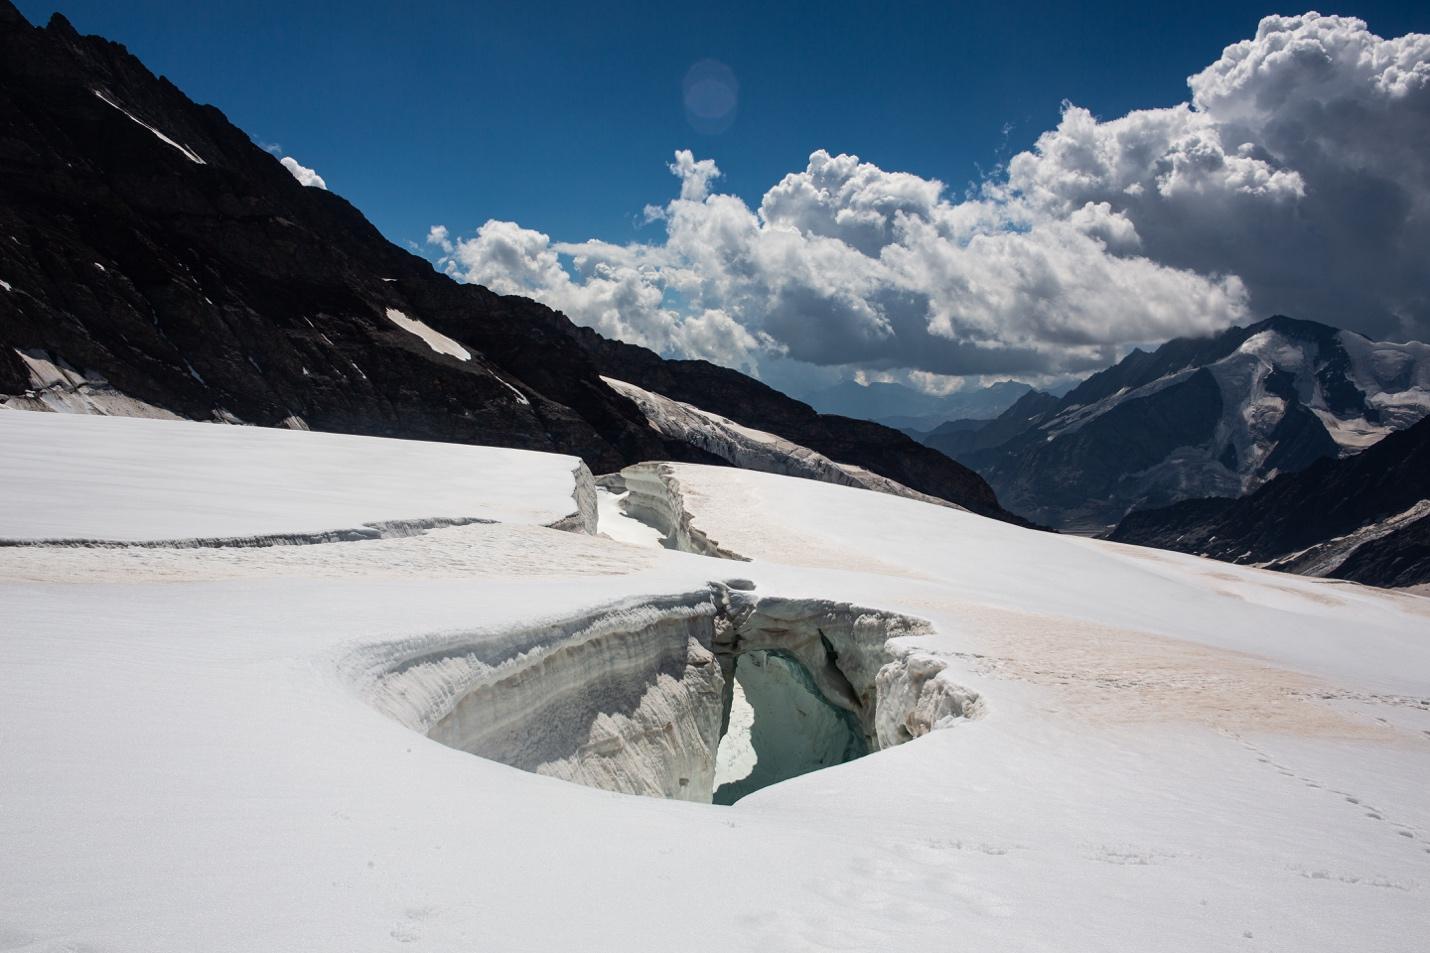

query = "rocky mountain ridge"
[0, 3, 1018, 523]
[1106, 415, 1430, 587]
[942, 315, 1429, 531]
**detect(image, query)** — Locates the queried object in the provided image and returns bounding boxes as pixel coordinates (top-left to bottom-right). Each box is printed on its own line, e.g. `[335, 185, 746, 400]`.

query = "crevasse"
[357, 584, 981, 804]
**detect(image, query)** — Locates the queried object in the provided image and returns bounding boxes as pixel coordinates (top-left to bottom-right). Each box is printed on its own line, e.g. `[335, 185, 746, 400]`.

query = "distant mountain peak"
[932, 315, 1430, 531]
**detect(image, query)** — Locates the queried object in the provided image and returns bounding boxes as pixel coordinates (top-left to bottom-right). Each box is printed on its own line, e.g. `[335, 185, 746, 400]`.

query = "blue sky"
[17, 1, 1426, 250]
[16, 2, 1430, 393]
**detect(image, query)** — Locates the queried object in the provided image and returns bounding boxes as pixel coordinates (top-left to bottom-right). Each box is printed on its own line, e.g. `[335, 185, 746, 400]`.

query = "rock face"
[945, 316, 1430, 532]
[1105, 415, 1430, 588]
[0, 4, 1018, 520]
[918, 389, 1061, 459]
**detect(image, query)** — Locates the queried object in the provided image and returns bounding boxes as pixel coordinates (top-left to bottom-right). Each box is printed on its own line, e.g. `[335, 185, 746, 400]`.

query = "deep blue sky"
[16, 1, 1430, 256]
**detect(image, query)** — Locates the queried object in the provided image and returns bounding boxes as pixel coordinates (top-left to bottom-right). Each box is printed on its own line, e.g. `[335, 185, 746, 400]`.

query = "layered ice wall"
[358, 592, 726, 802]
[618, 463, 749, 559]
[358, 584, 980, 804]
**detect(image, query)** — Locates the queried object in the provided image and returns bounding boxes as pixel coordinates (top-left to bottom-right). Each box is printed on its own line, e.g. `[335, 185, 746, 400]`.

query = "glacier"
[1, 411, 1428, 952]
[604, 375, 964, 508]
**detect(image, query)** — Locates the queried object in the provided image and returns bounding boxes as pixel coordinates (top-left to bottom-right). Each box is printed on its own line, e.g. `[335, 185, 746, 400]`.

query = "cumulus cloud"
[279, 155, 327, 190]
[431, 13, 1430, 380]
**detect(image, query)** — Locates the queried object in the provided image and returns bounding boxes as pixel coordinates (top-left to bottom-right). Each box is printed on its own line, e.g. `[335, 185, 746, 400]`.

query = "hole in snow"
[361, 587, 981, 805]
[712, 651, 868, 804]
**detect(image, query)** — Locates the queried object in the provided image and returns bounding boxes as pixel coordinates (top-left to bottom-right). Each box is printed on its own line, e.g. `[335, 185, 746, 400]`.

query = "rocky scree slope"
[0, 4, 1017, 521]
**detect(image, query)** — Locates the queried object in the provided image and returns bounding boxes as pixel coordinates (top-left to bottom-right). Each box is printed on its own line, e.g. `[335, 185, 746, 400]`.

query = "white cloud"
[426, 224, 453, 253]
[431, 13, 1430, 378]
[279, 155, 327, 190]
[669, 149, 721, 202]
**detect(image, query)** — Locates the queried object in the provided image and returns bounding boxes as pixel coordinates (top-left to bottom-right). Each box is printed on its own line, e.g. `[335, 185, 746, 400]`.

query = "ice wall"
[545, 461, 599, 534]
[619, 463, 749, 559]
[357, 584, 981, 804]
[359, 592, 725, 802]
[713, 651, 867, 804]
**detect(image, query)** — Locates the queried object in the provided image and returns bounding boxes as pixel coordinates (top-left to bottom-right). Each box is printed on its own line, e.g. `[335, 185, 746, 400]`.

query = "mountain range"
[4, 4, 1428, 587]
[0, 4, 1017, 524]
[927, 316, 1430, 533]
[1106, 415, 1430, 587]
[798, 379, 1034, 432]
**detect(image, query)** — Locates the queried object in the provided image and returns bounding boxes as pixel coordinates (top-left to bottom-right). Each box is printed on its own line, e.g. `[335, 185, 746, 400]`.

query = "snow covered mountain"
[3, 410, 1428, 951]
[916, 388, 1062, 457]
[0, 4, 1016, 523]
[1106, 414, 1430, 588]
[952, 316, 1430, 531]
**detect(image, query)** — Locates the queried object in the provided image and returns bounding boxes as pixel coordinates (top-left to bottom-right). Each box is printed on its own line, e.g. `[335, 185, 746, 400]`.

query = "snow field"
[0, 413, 1427, 951]
[0, 412, 591, 542]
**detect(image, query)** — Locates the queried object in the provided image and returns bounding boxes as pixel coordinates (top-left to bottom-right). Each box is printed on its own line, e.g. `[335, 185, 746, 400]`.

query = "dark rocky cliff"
[0, 3, 1019, 521]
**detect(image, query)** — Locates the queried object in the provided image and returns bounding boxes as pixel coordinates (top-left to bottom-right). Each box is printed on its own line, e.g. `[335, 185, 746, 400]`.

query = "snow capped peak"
[971, 318, 1430, 529]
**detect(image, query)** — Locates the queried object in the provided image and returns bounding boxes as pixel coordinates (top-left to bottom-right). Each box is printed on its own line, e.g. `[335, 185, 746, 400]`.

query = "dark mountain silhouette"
[1106, 415, 1430, 588]
[0, 4, 1019, 522]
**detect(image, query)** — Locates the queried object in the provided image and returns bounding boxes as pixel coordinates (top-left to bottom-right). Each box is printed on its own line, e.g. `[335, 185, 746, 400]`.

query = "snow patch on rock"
[92, 89, 205, 164]
[383, 308, 471, 361]
[1269, 499, 1430, 578]
[3, 348, 181, 420]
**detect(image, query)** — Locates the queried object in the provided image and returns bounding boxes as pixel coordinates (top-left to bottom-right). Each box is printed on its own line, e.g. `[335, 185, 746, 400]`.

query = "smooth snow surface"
[383, 308, 472, 361]
[0, 413, 586, 541]
[91, 89, 206, 164]
[2, 414, 1429, 952]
